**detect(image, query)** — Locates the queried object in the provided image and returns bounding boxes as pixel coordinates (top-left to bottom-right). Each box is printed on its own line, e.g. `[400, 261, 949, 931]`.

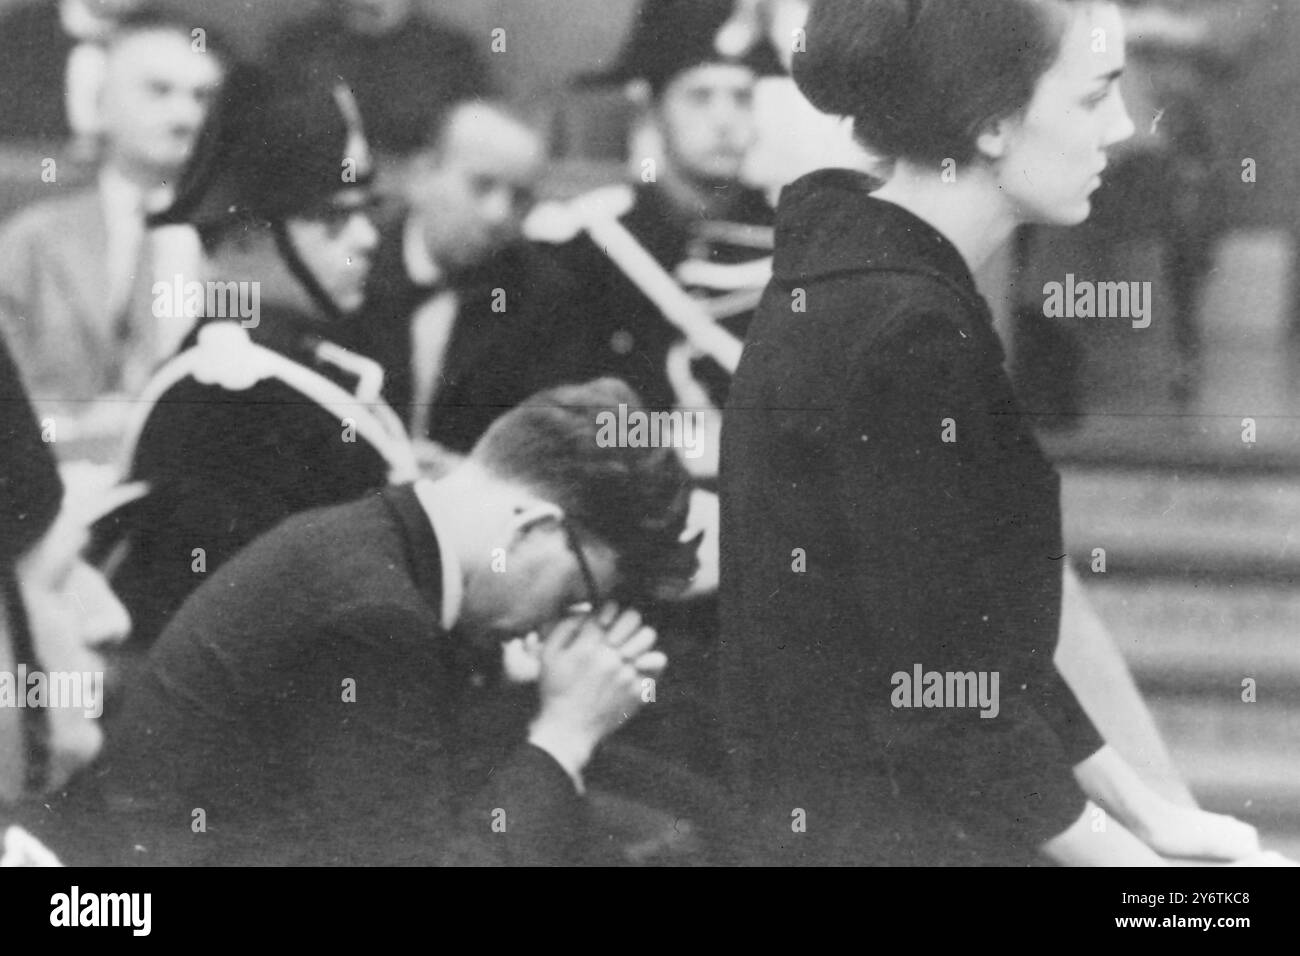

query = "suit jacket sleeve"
[303, 606, 587, 866]
[832, 309, 1097, 851]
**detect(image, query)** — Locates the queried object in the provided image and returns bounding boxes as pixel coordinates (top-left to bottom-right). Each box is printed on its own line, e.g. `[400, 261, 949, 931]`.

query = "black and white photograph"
[0, 0, 1297, 902]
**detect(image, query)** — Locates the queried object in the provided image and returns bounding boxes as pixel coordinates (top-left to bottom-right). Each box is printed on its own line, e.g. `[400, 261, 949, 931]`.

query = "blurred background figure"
[0, 0, 144, 148]
[1, 334, 65, 809]
[0, 8, 225, 437]
[266, 0, 495, 161]
[2, 328, 136, 809]
[526, 0, 780, 440]
[7, 468, 138, 798]
[354, 99, 549, 466]
[724, 0, 877, 198]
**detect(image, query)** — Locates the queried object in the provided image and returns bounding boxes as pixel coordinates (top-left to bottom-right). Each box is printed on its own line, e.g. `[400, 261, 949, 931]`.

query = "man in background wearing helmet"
[99, 70, 417, 656]
[529, 0, 781, 425]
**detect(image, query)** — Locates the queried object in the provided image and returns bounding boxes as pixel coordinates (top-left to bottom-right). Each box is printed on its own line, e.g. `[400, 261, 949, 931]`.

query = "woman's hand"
[1074, 745, 1262, 862]
[1136, 803, 1260, 862]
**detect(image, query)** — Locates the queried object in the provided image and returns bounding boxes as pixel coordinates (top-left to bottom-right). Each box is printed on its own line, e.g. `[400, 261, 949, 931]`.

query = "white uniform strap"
[120, 323, 419, 483]
[527, 186, 744, 374]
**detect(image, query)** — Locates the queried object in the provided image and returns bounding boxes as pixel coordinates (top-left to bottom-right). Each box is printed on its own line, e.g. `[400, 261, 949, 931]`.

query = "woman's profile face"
[992, 2, 1136, 227]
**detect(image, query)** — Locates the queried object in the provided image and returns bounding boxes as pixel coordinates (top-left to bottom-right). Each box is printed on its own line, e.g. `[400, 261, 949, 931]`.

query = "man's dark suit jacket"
[36, 483, 584, 866]
[356, 221, 558, 454]
[720, 170, 1104, 866]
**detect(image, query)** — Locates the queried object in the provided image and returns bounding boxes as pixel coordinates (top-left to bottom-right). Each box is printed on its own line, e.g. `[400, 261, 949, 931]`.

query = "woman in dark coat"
[719, 0, 1263, 865]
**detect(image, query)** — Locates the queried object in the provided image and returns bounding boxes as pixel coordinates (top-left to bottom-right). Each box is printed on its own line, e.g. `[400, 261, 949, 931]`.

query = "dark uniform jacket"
[530, 182, 774, 412]
[720, 170, 1103, 866]
[104, 309, 394, 651]
[31, 483, 585, 866]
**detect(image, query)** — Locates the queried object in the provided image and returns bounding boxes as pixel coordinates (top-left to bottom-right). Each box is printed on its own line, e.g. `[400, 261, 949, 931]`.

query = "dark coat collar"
[379, 482, 444, 617]
[773, 169, 984, 307]
[379, 482, 509, 680]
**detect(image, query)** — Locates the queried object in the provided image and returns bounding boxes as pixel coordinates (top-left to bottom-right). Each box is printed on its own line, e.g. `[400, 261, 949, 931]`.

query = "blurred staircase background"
[1037, 229, 1300, 860]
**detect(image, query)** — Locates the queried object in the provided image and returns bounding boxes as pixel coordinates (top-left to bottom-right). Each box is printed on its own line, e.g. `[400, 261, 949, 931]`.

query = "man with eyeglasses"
[26, 378, 700, 867]
[96, 69, 420, 656]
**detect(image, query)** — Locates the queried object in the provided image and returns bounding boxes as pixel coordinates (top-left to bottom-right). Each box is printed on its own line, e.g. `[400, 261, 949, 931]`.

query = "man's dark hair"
[472, 378, 700, 602]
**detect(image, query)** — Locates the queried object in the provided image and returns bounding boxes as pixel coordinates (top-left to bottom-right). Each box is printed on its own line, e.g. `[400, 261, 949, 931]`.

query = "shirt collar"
[412, 478, 463, 631]
[99, 166, 174, 221]
[403, 216, 444, 289]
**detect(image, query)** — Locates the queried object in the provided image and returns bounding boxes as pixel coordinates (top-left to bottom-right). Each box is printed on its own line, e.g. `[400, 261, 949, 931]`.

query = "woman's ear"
[974, 115, 1013, 162]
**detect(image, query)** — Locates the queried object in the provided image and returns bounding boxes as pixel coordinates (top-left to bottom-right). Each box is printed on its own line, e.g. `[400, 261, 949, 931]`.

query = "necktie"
[408, 289, 460, 441]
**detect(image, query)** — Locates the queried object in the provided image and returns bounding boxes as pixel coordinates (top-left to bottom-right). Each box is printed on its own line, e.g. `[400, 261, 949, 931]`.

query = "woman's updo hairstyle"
[795, 0, 1083, 164]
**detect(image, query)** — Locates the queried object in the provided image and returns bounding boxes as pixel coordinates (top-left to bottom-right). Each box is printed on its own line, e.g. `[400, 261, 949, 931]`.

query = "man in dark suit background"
[355, 99, 552, 467]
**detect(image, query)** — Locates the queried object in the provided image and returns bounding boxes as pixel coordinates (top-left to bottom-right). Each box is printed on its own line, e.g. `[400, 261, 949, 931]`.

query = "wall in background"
[0, 0, 1294, 227]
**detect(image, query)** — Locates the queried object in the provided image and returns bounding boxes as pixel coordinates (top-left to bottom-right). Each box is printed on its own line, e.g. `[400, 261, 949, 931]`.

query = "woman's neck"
[870, 160, 1019, 276]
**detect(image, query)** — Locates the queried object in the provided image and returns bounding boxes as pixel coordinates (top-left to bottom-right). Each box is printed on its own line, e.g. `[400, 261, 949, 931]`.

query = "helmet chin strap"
[271, 218, 347, 324]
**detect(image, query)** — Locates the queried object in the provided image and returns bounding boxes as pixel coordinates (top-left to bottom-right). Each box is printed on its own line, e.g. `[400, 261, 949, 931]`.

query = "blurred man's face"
[98, 28, 224, 179]
[286, 189, 381, 314]
[408, 107, 544, 275]
[656, 63, 758, 186]
[339, 0, 414, 34]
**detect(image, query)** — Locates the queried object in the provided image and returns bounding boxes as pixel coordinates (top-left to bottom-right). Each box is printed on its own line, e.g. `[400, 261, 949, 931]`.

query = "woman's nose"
[1107, 91, 1137, 148]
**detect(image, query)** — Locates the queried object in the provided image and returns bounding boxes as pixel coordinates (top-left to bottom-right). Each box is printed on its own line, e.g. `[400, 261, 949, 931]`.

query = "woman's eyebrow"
[1094, 67, 1125, 85]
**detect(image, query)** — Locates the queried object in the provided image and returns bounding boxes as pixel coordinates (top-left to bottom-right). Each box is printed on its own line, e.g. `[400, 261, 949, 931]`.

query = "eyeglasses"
[561, 519, 602, 616]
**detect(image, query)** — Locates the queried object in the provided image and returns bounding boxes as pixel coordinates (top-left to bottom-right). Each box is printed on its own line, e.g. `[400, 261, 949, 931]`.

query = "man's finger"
[618, 626, 658, 661]
[541, 614, 585, 652]
[602, 609, 644, 648]
[596, 601, 620, 628]
[633, 650, 668, 678]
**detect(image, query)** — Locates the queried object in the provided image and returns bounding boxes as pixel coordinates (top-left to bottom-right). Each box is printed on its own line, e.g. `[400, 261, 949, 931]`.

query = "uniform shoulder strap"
[120, 323, 419, 483]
